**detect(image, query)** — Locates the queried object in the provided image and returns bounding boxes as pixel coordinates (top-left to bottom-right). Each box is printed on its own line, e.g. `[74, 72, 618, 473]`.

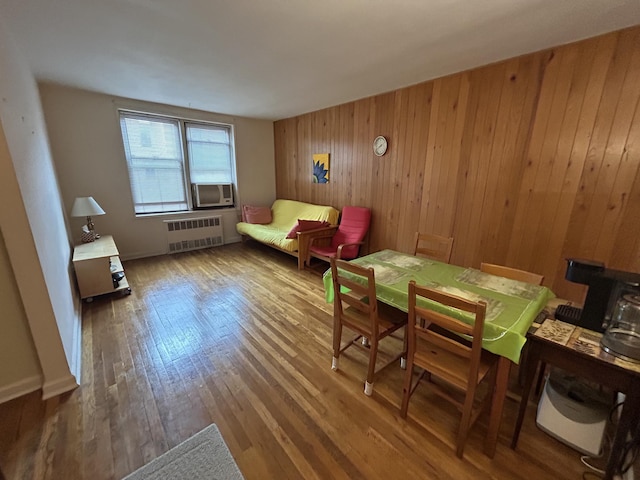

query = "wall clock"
[373, 135, 388, 156]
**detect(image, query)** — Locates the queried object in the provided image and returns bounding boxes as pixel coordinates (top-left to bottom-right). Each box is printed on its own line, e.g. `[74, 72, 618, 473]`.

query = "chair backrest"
[413, 232, 454, 263]
[330, 257, 379, 336]
[480, 262, 544, 285]
[407, 281, 486, 390]
[331, 206, 371, 259]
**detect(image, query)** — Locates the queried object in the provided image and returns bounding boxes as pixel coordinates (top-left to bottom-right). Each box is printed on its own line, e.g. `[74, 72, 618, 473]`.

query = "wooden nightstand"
[72, 235, 131, 302]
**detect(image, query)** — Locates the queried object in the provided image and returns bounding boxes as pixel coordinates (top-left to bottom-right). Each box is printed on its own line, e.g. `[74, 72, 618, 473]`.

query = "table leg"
[511, 342, 540, 449]
[485, 356, 511, 457]
[604, 382, 640, 480]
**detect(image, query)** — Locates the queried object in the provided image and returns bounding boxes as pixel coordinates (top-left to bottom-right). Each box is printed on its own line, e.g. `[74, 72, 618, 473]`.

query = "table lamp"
[71, 196, 105, 243]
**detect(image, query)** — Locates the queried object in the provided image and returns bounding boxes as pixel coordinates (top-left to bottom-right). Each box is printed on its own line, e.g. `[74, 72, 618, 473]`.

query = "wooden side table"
[511, 319, 640, 480]
[72, 235, 131, 302]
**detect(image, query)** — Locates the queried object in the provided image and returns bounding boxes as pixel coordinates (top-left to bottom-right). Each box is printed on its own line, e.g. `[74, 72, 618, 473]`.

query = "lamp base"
[81, 228, 97, 243]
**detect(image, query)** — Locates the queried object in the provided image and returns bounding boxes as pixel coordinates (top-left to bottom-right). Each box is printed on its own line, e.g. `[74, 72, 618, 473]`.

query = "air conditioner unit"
[192, 183, 234, 208]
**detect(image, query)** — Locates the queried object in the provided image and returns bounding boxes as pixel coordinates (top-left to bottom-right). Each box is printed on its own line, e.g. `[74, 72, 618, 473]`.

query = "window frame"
[118, 109, 237, 216]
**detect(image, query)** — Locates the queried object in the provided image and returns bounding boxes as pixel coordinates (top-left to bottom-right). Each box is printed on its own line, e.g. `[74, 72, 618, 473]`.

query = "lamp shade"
[71, 197, 105, 217]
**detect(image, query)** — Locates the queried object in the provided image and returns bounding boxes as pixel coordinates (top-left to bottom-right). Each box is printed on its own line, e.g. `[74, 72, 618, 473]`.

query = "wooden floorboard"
[0, 242, 604, 479]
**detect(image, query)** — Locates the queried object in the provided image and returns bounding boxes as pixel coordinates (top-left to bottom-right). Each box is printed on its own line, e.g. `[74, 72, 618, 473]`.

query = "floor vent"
[165, 216, 224, 253]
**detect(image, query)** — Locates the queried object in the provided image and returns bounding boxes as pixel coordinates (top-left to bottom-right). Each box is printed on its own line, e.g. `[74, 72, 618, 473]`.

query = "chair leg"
[400, 357, 414, 418]
[364, 338, 379, 396]
[400, 325, 408, 370]
[482, 365, 498, 448]
[332, 317, 343, 371]
[456, 387, 477, 458]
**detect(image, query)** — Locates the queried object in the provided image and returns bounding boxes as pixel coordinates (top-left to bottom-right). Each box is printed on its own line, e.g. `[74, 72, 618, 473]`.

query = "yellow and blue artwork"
[312, 153, 330, 183]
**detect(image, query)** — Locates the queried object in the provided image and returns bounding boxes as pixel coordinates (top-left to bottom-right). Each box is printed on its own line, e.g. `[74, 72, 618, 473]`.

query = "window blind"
[120, 113, 188, 214]
[186, 123, 233, 184]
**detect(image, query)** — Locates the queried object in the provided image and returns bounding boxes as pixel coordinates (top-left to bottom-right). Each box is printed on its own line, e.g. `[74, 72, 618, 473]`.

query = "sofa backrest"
[270, 199, 340, 230]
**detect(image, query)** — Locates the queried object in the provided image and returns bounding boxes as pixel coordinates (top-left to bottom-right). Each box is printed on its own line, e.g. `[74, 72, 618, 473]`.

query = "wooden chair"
[305, 206, 371, 270]
[330, 257, 407, 396]
[479, 263, 544, 285]
[480, 263, 545, 390]
[413, 232, 454, 263]
[400, 281, 498, 458]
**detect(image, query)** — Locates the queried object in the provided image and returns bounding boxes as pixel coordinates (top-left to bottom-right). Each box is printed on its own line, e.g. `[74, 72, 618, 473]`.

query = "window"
[119, 111, 235, 214]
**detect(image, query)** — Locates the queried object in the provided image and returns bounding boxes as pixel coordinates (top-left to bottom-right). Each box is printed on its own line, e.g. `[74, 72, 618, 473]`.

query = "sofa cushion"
[286, 219, 331, 239]
[243, 205, 272, 224]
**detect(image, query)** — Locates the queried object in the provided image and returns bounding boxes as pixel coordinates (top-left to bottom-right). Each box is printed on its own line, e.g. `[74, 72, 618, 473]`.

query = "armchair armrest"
[336, 242, 365, 259]
[297, 225, 338, 270]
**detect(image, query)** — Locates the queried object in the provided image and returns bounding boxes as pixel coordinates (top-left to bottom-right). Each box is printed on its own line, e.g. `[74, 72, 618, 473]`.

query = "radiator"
[164, 216, 224, 253]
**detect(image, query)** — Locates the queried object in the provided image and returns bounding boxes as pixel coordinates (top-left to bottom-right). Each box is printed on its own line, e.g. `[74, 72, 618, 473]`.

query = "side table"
[72, 235, 131, 302]
[511, 319, 640, 480]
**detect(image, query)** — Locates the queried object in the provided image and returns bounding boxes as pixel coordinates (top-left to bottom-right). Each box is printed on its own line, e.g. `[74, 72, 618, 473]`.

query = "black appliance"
[561, 258, 640, 333]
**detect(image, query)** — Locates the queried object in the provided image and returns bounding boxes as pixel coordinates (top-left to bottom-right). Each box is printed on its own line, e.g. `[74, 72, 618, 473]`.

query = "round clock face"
[373, 135, 388, 156]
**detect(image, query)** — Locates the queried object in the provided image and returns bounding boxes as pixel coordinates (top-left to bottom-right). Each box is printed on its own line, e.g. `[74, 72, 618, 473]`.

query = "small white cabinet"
[72, 235, 131, 302]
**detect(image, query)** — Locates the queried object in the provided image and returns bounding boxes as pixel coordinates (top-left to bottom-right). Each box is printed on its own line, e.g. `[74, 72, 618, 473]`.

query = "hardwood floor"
[0, 242, 595, 479]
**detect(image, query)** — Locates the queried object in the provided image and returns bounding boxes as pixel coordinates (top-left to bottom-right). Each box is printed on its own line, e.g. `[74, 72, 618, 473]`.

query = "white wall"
[0, 20, 80, 401]
[0, 230, 42, 401]
[40, 84, 276, 260]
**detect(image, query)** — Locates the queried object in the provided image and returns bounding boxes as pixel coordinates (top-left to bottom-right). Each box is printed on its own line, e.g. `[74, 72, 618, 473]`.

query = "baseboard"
[122, 238, 243, 261]
[122, 249, 167, 261]
[42, 373, 78, 400]
[0, 374, 42, 404]
[69, 296, 83, 385]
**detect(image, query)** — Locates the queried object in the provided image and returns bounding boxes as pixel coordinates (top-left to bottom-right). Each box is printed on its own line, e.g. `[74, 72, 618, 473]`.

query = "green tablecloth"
[323, 250, 555, 363]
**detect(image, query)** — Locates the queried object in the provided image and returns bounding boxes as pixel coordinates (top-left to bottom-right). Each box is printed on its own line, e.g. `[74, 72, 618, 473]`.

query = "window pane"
[120, 114, 188, 213]
[186, 123, 232, 184]
[187, 126, 229, 144]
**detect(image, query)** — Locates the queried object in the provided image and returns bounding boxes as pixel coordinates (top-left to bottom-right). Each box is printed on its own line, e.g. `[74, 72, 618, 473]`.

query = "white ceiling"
[2, 0, 640, 120]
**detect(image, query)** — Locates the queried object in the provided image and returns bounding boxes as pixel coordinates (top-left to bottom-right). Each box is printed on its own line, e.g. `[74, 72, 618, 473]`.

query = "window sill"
[135, 206, 238, 219]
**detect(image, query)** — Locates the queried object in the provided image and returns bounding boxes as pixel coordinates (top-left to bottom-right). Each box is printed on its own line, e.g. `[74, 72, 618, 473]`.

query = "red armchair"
[304, 206, 371, 269]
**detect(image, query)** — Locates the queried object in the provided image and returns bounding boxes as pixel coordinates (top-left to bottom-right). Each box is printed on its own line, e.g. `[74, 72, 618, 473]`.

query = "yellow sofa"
[236, 199, 340, 269]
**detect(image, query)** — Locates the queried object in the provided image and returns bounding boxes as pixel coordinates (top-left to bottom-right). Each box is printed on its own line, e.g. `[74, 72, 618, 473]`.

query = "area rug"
[123, 424, 244, 480]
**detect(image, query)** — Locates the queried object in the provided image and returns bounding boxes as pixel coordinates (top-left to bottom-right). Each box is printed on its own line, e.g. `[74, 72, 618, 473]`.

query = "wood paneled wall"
[274, 27, 640, 301]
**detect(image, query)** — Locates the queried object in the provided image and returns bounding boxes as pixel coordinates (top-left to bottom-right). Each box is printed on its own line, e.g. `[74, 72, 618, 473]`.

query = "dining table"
[323, 249, 555, 457]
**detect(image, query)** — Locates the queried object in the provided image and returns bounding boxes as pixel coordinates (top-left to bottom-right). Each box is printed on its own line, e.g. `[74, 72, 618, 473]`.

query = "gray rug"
[123, 424, 244, 480]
